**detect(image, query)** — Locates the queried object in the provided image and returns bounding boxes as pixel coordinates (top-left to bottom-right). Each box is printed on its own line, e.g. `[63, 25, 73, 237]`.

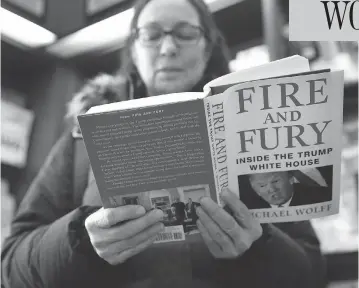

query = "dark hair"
[248, 171, 295, 181]
[119, 0, 231, 96]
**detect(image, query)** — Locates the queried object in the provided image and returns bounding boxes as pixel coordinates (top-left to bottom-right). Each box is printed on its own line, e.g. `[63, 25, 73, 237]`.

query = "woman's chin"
[155, 79, 193, 95]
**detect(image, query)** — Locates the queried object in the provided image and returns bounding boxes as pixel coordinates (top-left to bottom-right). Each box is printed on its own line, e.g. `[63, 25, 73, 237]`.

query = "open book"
[78, 56, 344, 243]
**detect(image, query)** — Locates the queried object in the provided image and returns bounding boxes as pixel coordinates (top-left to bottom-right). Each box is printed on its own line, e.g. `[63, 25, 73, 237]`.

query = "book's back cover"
[79, 99, 215, 242]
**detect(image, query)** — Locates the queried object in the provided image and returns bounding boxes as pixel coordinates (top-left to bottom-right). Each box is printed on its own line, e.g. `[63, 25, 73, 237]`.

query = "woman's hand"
[85, 206, 164, 265]
[196, 189, 262, 259]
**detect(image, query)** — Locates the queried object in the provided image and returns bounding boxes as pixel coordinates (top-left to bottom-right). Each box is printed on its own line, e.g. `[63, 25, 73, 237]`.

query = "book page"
[210, 69, 331, 95]
[203, 55, 310, 94]
[86, 92, 205, 114]
[223, 70, 344, 223]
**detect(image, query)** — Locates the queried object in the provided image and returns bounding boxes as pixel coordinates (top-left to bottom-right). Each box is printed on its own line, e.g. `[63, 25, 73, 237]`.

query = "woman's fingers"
[197, 220, 223, 257]
[85, 206, 146, 230]
[86, 206, 165, 265]
[196, 207, 236, 255]
[95, 209, 164, 243]
[96, 222, 164, 258]
[197, 190, 263, 259]
[199, 197, 243, 241]
[129, 221, 164, 246]
[220, 189, 253, 229]
[106, 233, 160, 265]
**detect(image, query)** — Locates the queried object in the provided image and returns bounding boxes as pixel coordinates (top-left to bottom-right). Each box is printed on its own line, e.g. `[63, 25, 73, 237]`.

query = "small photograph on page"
[109, 184, 210, 243]
[238, 165, 333, 210]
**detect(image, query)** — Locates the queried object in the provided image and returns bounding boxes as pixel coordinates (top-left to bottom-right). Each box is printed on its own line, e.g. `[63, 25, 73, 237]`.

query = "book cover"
[206, 69, 344, 223]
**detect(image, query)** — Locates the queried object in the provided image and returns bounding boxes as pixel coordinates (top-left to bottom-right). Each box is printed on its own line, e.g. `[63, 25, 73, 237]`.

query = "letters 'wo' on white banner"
[1, 100, 35, 168]
[289, 0, 359, 41]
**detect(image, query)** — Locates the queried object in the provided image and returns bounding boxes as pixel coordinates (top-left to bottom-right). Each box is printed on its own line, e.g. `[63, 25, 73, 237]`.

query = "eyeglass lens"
[136, 23, 203, 46]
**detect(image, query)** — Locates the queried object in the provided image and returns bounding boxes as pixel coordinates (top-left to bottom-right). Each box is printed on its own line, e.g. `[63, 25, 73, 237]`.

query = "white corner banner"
[1, 100, 35, 168]
[289, 0, 359, 41]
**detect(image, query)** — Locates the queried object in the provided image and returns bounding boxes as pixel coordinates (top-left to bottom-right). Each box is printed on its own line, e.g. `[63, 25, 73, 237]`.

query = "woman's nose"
[159, 35, 178, 56]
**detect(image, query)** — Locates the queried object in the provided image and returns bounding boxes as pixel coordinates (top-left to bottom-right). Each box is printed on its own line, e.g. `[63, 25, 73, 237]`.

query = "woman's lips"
[157, 68, 183, 73]
[156, 68, 183, 79]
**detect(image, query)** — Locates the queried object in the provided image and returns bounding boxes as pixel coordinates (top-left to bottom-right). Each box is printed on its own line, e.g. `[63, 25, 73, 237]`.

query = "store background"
[1, 0, 358, 287]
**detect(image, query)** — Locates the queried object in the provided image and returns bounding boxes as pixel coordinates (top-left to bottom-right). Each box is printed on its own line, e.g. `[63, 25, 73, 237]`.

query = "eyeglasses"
[133, 22, 205, 47]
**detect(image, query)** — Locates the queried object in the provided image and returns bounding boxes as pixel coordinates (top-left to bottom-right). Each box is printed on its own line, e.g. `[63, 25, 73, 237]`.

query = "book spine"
[203, 95, 229, 204]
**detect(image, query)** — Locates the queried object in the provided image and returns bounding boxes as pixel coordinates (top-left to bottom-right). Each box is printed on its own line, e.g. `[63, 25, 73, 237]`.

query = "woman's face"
[132, 0, 209, 96]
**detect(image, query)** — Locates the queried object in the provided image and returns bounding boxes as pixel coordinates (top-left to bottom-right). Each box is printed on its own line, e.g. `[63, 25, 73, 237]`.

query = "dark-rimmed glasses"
[133, 22, 205, 47]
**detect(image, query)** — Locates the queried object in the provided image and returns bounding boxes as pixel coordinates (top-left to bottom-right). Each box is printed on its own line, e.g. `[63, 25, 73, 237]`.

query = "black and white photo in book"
[238, 165, 334, 222]
[109, 184, 210, 243]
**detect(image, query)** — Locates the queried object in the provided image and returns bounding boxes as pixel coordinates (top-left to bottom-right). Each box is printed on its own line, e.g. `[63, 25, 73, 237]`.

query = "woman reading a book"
[1, 0, 327, 287]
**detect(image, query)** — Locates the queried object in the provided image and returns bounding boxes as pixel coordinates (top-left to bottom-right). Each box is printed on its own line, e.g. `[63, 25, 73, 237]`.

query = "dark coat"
[186, 202, 200, 222]
[246, 183, 332, 209]
[1, 129, 328, 288]
[290, 183, 332, 206]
